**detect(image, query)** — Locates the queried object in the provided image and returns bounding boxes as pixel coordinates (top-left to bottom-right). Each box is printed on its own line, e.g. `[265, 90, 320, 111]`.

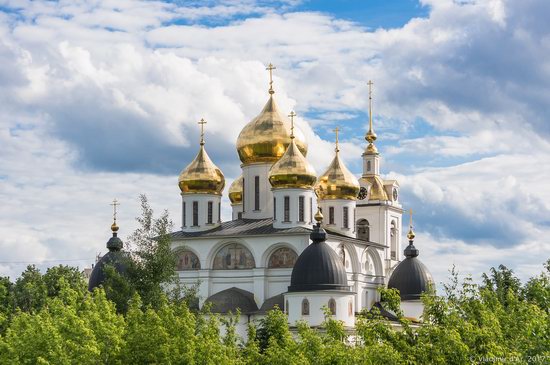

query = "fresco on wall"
[176, 250, 200, 270]
[213, 243, 255, 269]
[268, 247, 298, 268]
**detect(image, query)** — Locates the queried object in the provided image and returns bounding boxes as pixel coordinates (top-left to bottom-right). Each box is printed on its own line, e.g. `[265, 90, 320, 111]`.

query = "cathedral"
[169, 66, 433, 328]
[89, 65, 433, 331]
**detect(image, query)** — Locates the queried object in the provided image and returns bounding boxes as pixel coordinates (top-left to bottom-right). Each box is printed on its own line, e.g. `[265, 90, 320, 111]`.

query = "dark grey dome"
[204, 287, 258, 314]
[388, 240, 434, 300]
[258, 293, 284, 314]
[288, 222, 349, 292]
[88, 230, 127, 291]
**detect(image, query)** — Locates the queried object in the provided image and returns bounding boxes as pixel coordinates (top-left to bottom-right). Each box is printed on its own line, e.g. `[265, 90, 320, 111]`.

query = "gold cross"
[288, 111, 296, 138]
[198, 118, 207, 145]
[110, 198, 120, 223]
[333, 127, 340, 152]
[266, 63, 276, 94]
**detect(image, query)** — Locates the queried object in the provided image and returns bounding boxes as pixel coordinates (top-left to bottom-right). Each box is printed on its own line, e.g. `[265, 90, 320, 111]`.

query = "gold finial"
[407, 208, 415, 241]
[365, 80, 378, 153]
[314, 206, 323, 223]
[198, 118, 207, 146]
[288, 111, 296, 139]
[110, 199, 120, 232]
[333, 127, 340, 153]
[266, 63, 276, 95]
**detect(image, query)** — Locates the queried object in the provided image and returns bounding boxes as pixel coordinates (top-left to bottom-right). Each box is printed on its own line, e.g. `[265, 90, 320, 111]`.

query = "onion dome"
[288, 209, 350, 292]
[228, 175, 243, 204]
[388, 216, 434, 300]
[178, 120, 225, 195]
[361, 176, 389, 200]
[269, 111, 316, 189]
[315, 129, 360, 200]
[204, 287, 259, 314]
[236, 65, 307, 165]
[88, 218, 127, 291]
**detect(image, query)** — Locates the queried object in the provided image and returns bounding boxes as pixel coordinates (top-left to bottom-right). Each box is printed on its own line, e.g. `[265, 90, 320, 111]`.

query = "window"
[357, 219, 370, 241]
[268, 247, 298, 268]
[348, 300, 353, 316]
[367, 160, 371, 172]
[329, 206, 335, 225]
[298, 196, 304, 222]
[207, 201, 213, 224]
[328, 298, 336, 315]
[218, 202, 221, 222]
[183, 202, 186, 227]
[343, 207, 349, 228]
[237, 212, 243, 219]
[284, 196, 290, 222]
[175, 250, 200, 270]
[309, 197, 313, 223]
[391, 221, 397, 260]
[242, 180, 245, 213]
[254, 176, 260, 211]
[192, 201, 199, 226]
[301, 299, 310, 315]
[212, 243, 256, 269]
[285, 300, 289, 315]
[273, 197, 276, 220]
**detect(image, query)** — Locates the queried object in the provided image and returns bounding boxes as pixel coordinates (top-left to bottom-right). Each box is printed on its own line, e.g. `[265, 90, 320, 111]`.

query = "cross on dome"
[198, 118, 207, 145]
[266, 63, 276, 95]
[288, 111, 296, 138]
[110, 198, 120, 232]
[333, 127, 340, 153]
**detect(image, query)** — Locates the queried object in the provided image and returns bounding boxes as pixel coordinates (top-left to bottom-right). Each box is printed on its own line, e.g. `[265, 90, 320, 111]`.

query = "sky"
[1, 0, 549, 287]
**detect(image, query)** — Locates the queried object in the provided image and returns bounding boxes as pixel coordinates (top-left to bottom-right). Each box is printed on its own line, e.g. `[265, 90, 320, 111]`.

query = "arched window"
[390, 221, 397, 260]
[268, 247, 298, 268]
[367, 160, 371, 172]
[348, 300, 353, 316]
[301, 298, 309, 315]
[176, 250, 200, 270]
[212, 243, 255, 269]
[285, 300, 289, 315]
[357, 219, 370, 241]
[338, 244, 346, 266]
[328, 298, 336, 315]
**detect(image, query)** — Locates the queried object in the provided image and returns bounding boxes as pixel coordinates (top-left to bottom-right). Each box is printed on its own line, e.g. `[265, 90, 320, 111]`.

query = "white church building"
[168, 68, 433, 329]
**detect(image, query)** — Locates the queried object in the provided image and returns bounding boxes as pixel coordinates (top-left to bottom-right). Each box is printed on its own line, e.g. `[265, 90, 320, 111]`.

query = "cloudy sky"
[1, 0, 549, 285]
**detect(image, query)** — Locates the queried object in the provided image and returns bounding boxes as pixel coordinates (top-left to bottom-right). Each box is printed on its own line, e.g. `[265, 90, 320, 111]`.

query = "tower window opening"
[183, 201, 186, 228]
[207, 201, 213, 224]
[299, 196, 305, 222]
[254, 176, 260, 211]
[343, 207, 349, 228]
[329, 206, 335, 225]
[192, 201, 199, 227]
[309, 197, 313, 223]
[218, 202, 221, 222]
[284, 196, 290, 222]
[273, 197, 277, 220]
[242, 180, 245, 213]
[367, 160, 371, 172]
[237, 212, 243, 219]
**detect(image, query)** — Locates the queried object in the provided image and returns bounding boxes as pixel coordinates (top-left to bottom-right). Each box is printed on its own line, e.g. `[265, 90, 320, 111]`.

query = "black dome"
[388, 241, 433, 300]
[288, 223, 349, 292]
[88, 231, 127, 291]
[204, 287, 258, 314]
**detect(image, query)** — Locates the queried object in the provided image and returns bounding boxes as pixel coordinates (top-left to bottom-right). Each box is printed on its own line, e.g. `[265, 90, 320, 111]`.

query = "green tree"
[12, 265, 47, 313]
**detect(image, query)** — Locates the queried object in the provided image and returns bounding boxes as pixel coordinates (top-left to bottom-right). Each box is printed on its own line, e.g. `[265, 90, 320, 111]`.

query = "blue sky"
[0, 0, 549, 284]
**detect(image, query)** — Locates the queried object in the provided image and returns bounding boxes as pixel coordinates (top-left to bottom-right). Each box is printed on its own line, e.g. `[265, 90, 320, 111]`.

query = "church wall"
[181, 194, 222, 232]
[318, 199, 357, 237]
[272, 188, 316, 229]
[242, 163, 274, 219]
[285, 291, 355, 327]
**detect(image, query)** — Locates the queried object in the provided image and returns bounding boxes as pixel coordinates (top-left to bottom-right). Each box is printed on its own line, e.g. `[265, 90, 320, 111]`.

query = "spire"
[365, 80, 378, 154]
[266, 63, 276, 95]
[288, 111, 296, 139]
[404, 208, 419, 258]
[110, 198, 120, 235]
[333, 126, 340, 153]
[198, 118, 207, 146]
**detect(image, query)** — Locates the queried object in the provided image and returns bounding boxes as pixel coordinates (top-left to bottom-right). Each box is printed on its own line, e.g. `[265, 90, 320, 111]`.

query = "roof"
[288, 224, 350, 292]
[170, 218, 387, 249]
[388, 256, 434, 300]
[88, 251, 127, 291]
[257, 293, 284, 314]
[204, 287, 259, 314]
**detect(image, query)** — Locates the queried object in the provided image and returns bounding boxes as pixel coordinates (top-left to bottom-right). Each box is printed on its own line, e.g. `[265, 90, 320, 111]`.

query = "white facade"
[231, 202, 243, 220]
[401, 300, 424, 321]
[242, 163, 273, 219]
[285, 291, 355, 327]
[318, 199, 357, 238]
[181, 193, 222, 232]
[272, 188, 317, 229]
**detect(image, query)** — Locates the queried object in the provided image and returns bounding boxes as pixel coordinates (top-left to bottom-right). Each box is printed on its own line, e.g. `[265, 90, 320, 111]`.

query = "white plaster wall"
[272, 188, 316, 229]
[318, 199, 357, 237]
[285, 291, 355, 327]
[231, 203, 243, 220]
[181, 194, 222, 232]
[242, 163, 273, 219]
[401, 300, 424, 321]
[362, 152, 380, 176]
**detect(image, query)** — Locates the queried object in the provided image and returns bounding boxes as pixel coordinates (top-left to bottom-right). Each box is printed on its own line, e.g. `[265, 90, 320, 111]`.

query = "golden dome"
[316, 151, 360, 200]
[269, 136, 316, 189]
[228, 174, 243, 204]
[178, 143, 225, 195]
[237, 96, 307, 165]
[360, 175, 389, 200]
